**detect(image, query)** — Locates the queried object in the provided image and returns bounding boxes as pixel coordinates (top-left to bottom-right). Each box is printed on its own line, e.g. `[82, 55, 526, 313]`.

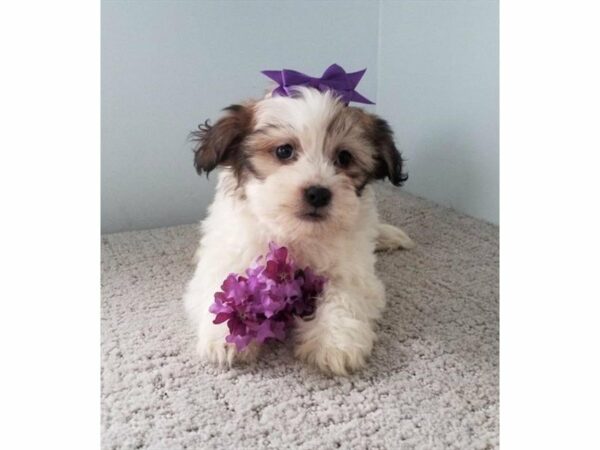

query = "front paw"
[294, 321, 375, 375]
[196, 334, 260, 367]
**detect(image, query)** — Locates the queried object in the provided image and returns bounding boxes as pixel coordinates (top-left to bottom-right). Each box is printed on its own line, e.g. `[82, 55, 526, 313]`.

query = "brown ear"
[191, 104, 253, 176]
[369, 116, 408, 186]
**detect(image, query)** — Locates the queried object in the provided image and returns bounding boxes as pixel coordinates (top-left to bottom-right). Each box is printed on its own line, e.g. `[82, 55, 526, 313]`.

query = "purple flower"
[208, 243, 327, 351]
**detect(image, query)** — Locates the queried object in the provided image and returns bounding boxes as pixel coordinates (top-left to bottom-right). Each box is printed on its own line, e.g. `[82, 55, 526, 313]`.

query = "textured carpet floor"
[101, 185, 499, 450]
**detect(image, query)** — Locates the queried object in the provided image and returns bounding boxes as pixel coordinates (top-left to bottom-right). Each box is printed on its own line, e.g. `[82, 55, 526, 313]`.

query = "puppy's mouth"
[298, 208, 328, 222]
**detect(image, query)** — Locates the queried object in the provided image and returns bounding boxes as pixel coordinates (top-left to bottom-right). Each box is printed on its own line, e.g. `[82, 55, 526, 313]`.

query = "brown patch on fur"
[244, 128, 302, 178]
[190, 103, 256, 184]
[322, 107, 408, 193]
[321, 108, 396, 194]
[364, 114, 407, 186]
[324, 109, 362, 149]
[325, 109, 352, 137]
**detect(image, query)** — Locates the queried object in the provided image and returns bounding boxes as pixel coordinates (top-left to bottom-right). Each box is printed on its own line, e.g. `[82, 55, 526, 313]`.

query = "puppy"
[183, 87, 413, 375]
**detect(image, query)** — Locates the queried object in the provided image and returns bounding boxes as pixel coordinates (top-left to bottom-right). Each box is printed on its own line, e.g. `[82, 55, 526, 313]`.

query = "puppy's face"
[192, 88, 406, 238]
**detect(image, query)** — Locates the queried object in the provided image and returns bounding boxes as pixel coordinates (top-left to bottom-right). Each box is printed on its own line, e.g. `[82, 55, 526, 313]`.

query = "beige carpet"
[101, 185, 499, 449]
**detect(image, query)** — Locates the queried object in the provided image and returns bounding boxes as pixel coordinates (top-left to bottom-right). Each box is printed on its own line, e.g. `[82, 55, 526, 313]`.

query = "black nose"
[304, 186, 332, 208]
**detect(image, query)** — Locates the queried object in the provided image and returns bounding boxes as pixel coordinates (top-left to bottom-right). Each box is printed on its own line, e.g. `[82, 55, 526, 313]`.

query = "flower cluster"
[209, 243, 327, 351]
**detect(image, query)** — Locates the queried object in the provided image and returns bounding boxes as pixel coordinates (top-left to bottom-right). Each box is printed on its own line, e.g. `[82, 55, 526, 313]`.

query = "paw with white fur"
[294, 303, 377, 376]
[195, 322, 260, 367]
[375, 223, 415, 251]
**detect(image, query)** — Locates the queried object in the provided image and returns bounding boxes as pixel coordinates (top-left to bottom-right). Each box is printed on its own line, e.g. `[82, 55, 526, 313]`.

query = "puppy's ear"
[191, 104, 253, 176]
[368, 116, 408, 186]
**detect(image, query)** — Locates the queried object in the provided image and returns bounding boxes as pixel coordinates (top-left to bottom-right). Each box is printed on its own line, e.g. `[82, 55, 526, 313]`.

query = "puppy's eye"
[275, 144, 294, 160]
[335, 149, 353, 168]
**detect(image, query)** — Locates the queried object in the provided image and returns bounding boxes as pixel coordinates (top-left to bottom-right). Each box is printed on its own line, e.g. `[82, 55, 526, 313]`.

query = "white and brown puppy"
[183, 87, 413, 375]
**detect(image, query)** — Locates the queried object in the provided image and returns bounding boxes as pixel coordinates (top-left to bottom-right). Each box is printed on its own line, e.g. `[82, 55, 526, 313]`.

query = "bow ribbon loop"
[261, 64, 374, 105]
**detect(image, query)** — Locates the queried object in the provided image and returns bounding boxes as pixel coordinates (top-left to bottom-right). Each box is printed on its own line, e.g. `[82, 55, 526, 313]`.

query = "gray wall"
[378, 0, 499, 224]
[102, 0, 498, 233]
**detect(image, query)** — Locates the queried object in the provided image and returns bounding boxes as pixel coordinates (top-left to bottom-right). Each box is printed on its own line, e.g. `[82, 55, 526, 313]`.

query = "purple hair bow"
[261, 63, 374, 105]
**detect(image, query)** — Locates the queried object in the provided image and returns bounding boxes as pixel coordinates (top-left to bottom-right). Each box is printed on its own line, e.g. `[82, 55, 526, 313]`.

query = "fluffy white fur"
[183, 88, 413, 375]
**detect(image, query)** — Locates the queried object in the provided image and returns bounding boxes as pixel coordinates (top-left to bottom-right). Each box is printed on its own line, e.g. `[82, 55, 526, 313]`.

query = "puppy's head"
[192, 87, 407, 238]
